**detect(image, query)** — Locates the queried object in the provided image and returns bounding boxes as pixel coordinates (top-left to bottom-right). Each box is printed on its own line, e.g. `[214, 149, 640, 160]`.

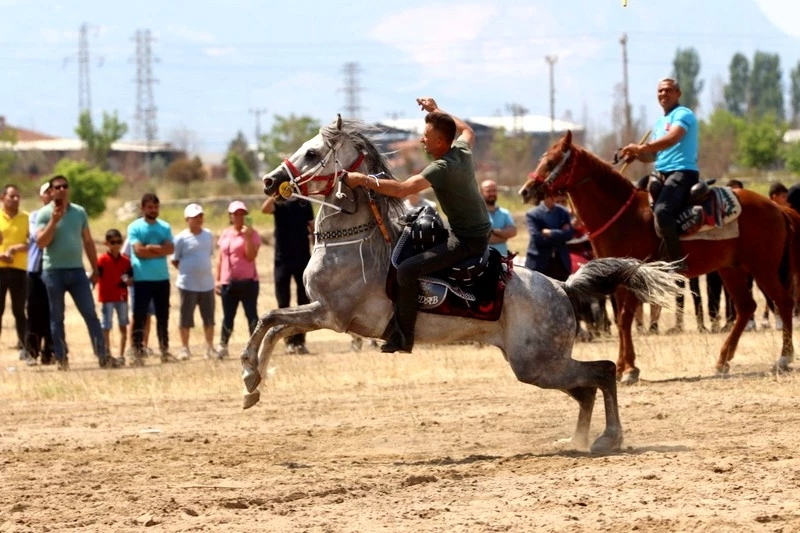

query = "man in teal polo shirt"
[621, 77, 699, 271]
[36, 174, 116, 370]
[127, 193, 174, 364]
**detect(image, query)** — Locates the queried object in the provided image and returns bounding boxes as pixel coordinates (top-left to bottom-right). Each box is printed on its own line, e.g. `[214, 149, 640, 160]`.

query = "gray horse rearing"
[242, 116, 683, 453]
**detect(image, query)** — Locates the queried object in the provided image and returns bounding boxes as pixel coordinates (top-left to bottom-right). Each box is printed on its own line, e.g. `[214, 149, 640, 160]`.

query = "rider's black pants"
[653, 169, 699, 229]
[395, 232, 489, 335]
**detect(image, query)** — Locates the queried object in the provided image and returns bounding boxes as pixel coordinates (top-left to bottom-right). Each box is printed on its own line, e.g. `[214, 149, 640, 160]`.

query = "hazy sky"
[1, 0, 798, 155]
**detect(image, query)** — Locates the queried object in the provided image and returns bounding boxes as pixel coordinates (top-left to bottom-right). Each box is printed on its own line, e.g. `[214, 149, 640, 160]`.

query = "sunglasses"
[108, 240, 122, 245]
[53, 184, 69, 190]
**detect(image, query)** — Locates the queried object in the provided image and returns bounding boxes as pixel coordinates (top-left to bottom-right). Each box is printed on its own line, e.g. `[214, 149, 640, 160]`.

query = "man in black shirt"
[262, 196, 314, 354]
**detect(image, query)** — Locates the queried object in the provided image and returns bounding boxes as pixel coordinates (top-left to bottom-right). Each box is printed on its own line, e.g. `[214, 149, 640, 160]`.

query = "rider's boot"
[660, 221, 688, 272]
[381, 291, 416, 354]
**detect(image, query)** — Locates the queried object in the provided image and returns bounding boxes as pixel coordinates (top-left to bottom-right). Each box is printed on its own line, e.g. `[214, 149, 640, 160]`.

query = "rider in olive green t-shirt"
[345, 97, 490, 354]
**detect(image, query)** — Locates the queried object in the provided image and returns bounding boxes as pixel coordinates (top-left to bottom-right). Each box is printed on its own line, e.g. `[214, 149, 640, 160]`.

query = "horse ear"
[563, 130, 573, 148]
[336, 114, 343, 131]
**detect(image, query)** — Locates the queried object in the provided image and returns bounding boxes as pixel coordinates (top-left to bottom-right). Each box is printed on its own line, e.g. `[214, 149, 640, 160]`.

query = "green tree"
[0, 127, 17, 179]
[490, 127, 534, 184]
[749, 51, 784, 120]
[228, 153, 253, 188]
[671, 47, 704, 111]
[226, 131, 259, 176]
[51, 158, 123, 218]
[698, 108, 745, 178]
[74, 110, 128, 168]
[783, 141, 800, 175]
[724, 53, 750, 117]
[259, 114, 321, 170]
[165, 156, 207, 184]
[736, 113, 786, 170]
[790, 61, 800, 127]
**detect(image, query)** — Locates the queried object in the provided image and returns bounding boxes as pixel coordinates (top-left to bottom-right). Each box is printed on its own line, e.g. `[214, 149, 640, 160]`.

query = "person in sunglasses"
[35, 175, 119, 370]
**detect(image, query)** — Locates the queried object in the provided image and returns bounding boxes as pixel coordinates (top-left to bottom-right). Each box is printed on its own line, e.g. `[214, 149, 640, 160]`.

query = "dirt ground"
[3, 315, 800, 533]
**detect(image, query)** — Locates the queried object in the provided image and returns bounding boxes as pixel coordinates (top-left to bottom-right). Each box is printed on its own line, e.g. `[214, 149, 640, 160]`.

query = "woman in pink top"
[215, 200, 261, 357]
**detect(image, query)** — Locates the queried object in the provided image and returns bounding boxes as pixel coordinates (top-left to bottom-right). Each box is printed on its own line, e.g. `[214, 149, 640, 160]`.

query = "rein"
[585, 188, 637, 241]
[538, 148, 637, 242]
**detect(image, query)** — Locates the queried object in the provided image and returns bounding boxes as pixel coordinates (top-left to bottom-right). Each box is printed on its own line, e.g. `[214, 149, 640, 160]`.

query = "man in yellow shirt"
[0, 184, 30, 363]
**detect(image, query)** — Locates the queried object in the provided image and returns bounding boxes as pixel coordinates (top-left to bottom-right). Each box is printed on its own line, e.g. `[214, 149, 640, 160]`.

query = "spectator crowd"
[6, 175, 274, 370]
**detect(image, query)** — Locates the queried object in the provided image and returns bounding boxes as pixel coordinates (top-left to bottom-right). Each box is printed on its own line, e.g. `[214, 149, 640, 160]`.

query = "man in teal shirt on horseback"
[621, 77, 698, 271]
[345, 97, 491, 353]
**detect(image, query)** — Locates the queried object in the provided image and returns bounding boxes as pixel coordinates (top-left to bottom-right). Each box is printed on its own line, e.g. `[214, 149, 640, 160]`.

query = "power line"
[341, 62, 363, 119]
[78, 23, 91, 115]
[133, 29, 158, 143]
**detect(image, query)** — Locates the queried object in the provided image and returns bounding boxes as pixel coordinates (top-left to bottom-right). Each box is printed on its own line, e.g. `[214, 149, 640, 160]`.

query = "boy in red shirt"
[97, 229, 133, 362]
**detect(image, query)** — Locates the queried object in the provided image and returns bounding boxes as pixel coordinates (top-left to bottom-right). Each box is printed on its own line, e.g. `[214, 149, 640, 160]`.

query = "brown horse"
[518, 131, 795, 384]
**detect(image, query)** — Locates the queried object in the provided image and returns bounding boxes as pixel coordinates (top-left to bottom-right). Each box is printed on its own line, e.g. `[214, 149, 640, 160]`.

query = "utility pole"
[78, 23, 91, 116]
[545, 55, 558, 142]
[133, 29, 158, 175]
[620, 33, 633, 142]
[341, 62, 363, 119]
[249, 107, 267, 178]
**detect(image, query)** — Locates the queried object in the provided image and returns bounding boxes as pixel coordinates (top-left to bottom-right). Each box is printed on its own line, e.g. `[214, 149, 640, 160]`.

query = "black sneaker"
[57, 357, 70, 371]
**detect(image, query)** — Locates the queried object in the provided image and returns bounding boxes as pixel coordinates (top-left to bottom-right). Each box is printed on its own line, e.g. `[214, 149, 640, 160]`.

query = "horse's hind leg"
[565, 386, 596, 450]
[717, 268, 757, 374]
[751, 271, 795, 371]
[512, 355, 622, 453]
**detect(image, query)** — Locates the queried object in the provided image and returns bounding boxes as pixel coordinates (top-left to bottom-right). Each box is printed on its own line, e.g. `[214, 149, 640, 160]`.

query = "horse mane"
[320, 118, 407, 232]
[572, 144, 637, 198]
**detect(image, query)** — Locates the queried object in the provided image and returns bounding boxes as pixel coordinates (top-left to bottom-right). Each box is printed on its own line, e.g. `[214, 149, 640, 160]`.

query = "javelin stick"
[620, 129, 652, 175]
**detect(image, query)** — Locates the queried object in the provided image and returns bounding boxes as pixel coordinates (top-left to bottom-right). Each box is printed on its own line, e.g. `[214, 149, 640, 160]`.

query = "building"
[0, 115, 185, 180]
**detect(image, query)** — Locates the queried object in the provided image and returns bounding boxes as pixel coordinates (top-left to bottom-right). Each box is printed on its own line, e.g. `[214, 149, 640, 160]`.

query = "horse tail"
[560, 257, 684, 312]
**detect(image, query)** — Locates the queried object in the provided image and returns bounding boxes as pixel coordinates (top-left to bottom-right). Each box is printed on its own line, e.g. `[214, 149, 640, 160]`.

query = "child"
[97, 229, 133, 362]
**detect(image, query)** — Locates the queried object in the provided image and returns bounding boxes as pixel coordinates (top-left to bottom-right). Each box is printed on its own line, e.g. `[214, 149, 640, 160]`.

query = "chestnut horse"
[518, 131, 795, 384]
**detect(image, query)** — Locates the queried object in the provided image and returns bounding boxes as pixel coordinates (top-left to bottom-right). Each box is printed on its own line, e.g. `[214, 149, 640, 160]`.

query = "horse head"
[262, 114, 366, 200]
[518, 130, 575, 203]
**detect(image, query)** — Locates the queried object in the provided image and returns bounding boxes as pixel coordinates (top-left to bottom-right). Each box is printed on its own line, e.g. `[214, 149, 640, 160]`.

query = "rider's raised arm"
[417, 96, 475, 149]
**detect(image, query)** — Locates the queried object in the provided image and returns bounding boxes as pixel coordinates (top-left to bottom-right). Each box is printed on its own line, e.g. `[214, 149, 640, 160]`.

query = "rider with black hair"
[345, 97, 491, 353]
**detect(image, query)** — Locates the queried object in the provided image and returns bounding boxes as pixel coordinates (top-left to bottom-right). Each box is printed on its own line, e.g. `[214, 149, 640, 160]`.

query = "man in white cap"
[171, 203, 218, 360]
[23, 182, 54, 365]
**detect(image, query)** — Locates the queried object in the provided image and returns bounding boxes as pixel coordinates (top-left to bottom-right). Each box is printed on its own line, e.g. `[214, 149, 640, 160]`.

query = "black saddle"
[389, 206, 507, 319]
[396, 206, 493, 286]
[646, 172, 723, 235]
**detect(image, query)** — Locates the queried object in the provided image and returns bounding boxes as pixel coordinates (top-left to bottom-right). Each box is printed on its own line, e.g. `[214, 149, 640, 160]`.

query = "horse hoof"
[775, 356, 792, 373]
[243, 390, 261, 410]
[620, 368, 640, 386]
[242, 367, 262, 393]
[716, 363, 730, 376]
[590, 432, 623, 454]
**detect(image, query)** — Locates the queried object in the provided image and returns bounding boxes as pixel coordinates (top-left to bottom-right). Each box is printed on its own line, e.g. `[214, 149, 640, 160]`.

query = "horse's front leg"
[242, 302, 334, 408]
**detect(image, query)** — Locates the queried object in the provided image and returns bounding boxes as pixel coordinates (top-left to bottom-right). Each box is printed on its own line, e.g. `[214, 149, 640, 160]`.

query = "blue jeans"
[42, 268, 107, 362]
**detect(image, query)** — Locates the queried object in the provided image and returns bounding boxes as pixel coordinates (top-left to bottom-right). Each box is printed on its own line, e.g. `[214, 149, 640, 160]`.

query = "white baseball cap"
[184, 203, 204, 218]
[39, 182, 51, 196]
